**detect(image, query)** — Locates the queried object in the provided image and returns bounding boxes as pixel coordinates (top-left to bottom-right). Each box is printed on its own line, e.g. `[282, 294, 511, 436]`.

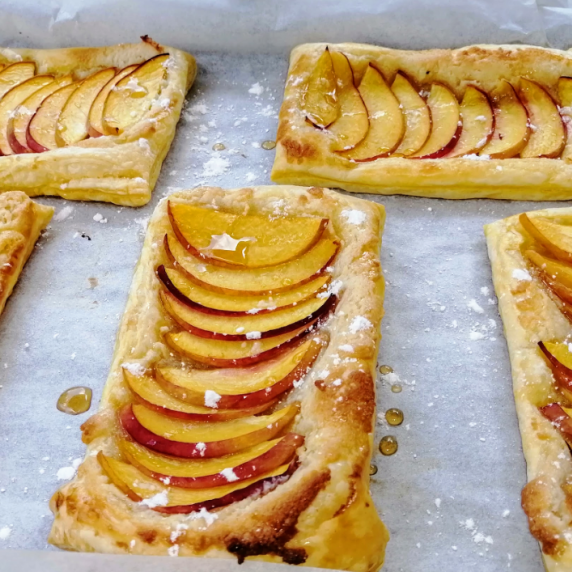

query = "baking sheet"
[1, 1, 572, 570]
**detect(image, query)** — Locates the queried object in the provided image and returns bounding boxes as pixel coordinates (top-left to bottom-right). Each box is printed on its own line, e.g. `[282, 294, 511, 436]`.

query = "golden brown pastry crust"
[0, 40, 196, 206]
[485, 209, 572, 572]
[48, 185, 389, 571]
[0, 191, 53, 316]
[273, 42, 572, 200]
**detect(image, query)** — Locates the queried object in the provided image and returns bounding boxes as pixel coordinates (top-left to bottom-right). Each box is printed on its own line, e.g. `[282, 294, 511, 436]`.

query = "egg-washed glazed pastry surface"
[272, 42, 572, 200]
[486, 209, 572, 571]
[0, 39, 196, 206]
[48, 185, 388, 571]
[0, 190, 53, 316]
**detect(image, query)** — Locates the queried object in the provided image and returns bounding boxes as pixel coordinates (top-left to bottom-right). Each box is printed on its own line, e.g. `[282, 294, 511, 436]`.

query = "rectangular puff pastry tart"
[49, 185, 389, 571]
[0, 191, 53, 316]
[485, 209, 572, 571]
[272, 42, 572, 200]
[0, 38, 195, 206]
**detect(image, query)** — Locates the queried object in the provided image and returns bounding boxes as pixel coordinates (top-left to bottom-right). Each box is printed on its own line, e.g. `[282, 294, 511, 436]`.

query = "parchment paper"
[1, 1, 572, 571]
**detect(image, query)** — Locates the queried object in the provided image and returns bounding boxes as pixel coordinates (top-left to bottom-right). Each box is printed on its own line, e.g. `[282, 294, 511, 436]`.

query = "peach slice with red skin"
[538, 341, 572, 402]
[524, 249, 572, 290]
[168, 202, 328, 269]
[56, 67, 117, 146]
[390, 72, 431, 156]
[519, 78, 565, 158]
[8, 75, 73, 154]
[0, 75, 54, 156]
[412, 83, 461, 159]
[303, 48, 339, 129]
[123, 367, 276, 420]
[103, 53, 170, 135]
[157, 336, 324, 408]
[88, 64, 138, 137]
[539, 403, 572, 446]
[340, 64, 404, 161]
[327, 51, 369, 151]
[27, 82, 79, 152]
[447, 86, 494, 157]
[98, 451, 291, 510]
[160, 287, 330, 340]
[481, 80, 529, 158]
[165, 233, 339, 296]
[520, 213, 572, 264]
[166, 310, 325, 367]
[157, 264, 330, 315]
[0, 62, 35, 101]
[120, 436, 284, 478]
[120, 433, 303, 489]
[121, 402, 299, 458]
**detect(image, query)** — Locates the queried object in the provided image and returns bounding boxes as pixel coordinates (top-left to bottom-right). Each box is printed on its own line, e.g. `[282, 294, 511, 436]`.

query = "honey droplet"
[57, 386, 92, 415]
[261, 140, 276, 150]
[379, 365, 393, 374]
[212, 142, 226, 151]
[385, 408, 404, 426]
[369, 464, 378, 476]
[391, 384, 402, 393]
[379, 435, 398, 456]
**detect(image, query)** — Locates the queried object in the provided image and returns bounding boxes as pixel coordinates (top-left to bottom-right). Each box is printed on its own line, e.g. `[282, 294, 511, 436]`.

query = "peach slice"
[481, 80, 529, 158]
[539, 403, 572, 446]
[519, 78, 565, 158]
[166, 319, 317, 367]
[123, 368, 274, 420]
[303, 48, 339, 129]
[165, 233, 338, 296]
[558, 77, 572, 162]
[158, 265, 330, 315]
[447, 86, 494, 157]
[103, 53, 170, 135]
[168, 202, 328, 269]
[120, 433, 303, 489]
[327, 51, 369, 151]
[98, 451, 290, 508]
[88, 64, 138, 137]
[120, 436, 282, 477]
[539, 341, 572, 402]
[412, 83, 461, 158]
[0, 75, 54, 156]
[121, 402, 299, 458]
[390, 72, 431, 156]
[157, 337, 323, 408]
[27, 82, 79, 152]
[160, 288, 329, 340]
[56, 68, 117, 147]
[8, 75, 72, 154]
[520, 213, 572, 263]
[524, 249, 572, 290]
[340, 64, 403, 161]
[0, 62, 35, 101]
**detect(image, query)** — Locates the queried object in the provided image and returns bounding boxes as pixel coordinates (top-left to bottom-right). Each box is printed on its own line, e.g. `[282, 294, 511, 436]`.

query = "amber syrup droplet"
[391, 384, 402, 393]
[379, 365, 393, 374]
[379, 435, 398, 456]
[212, 142, 226, 151]
[385, 408, 404, 426]
[57, 386, 93, 415]
[261, 140, 276, 150]
[369, 464, 378, 476]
